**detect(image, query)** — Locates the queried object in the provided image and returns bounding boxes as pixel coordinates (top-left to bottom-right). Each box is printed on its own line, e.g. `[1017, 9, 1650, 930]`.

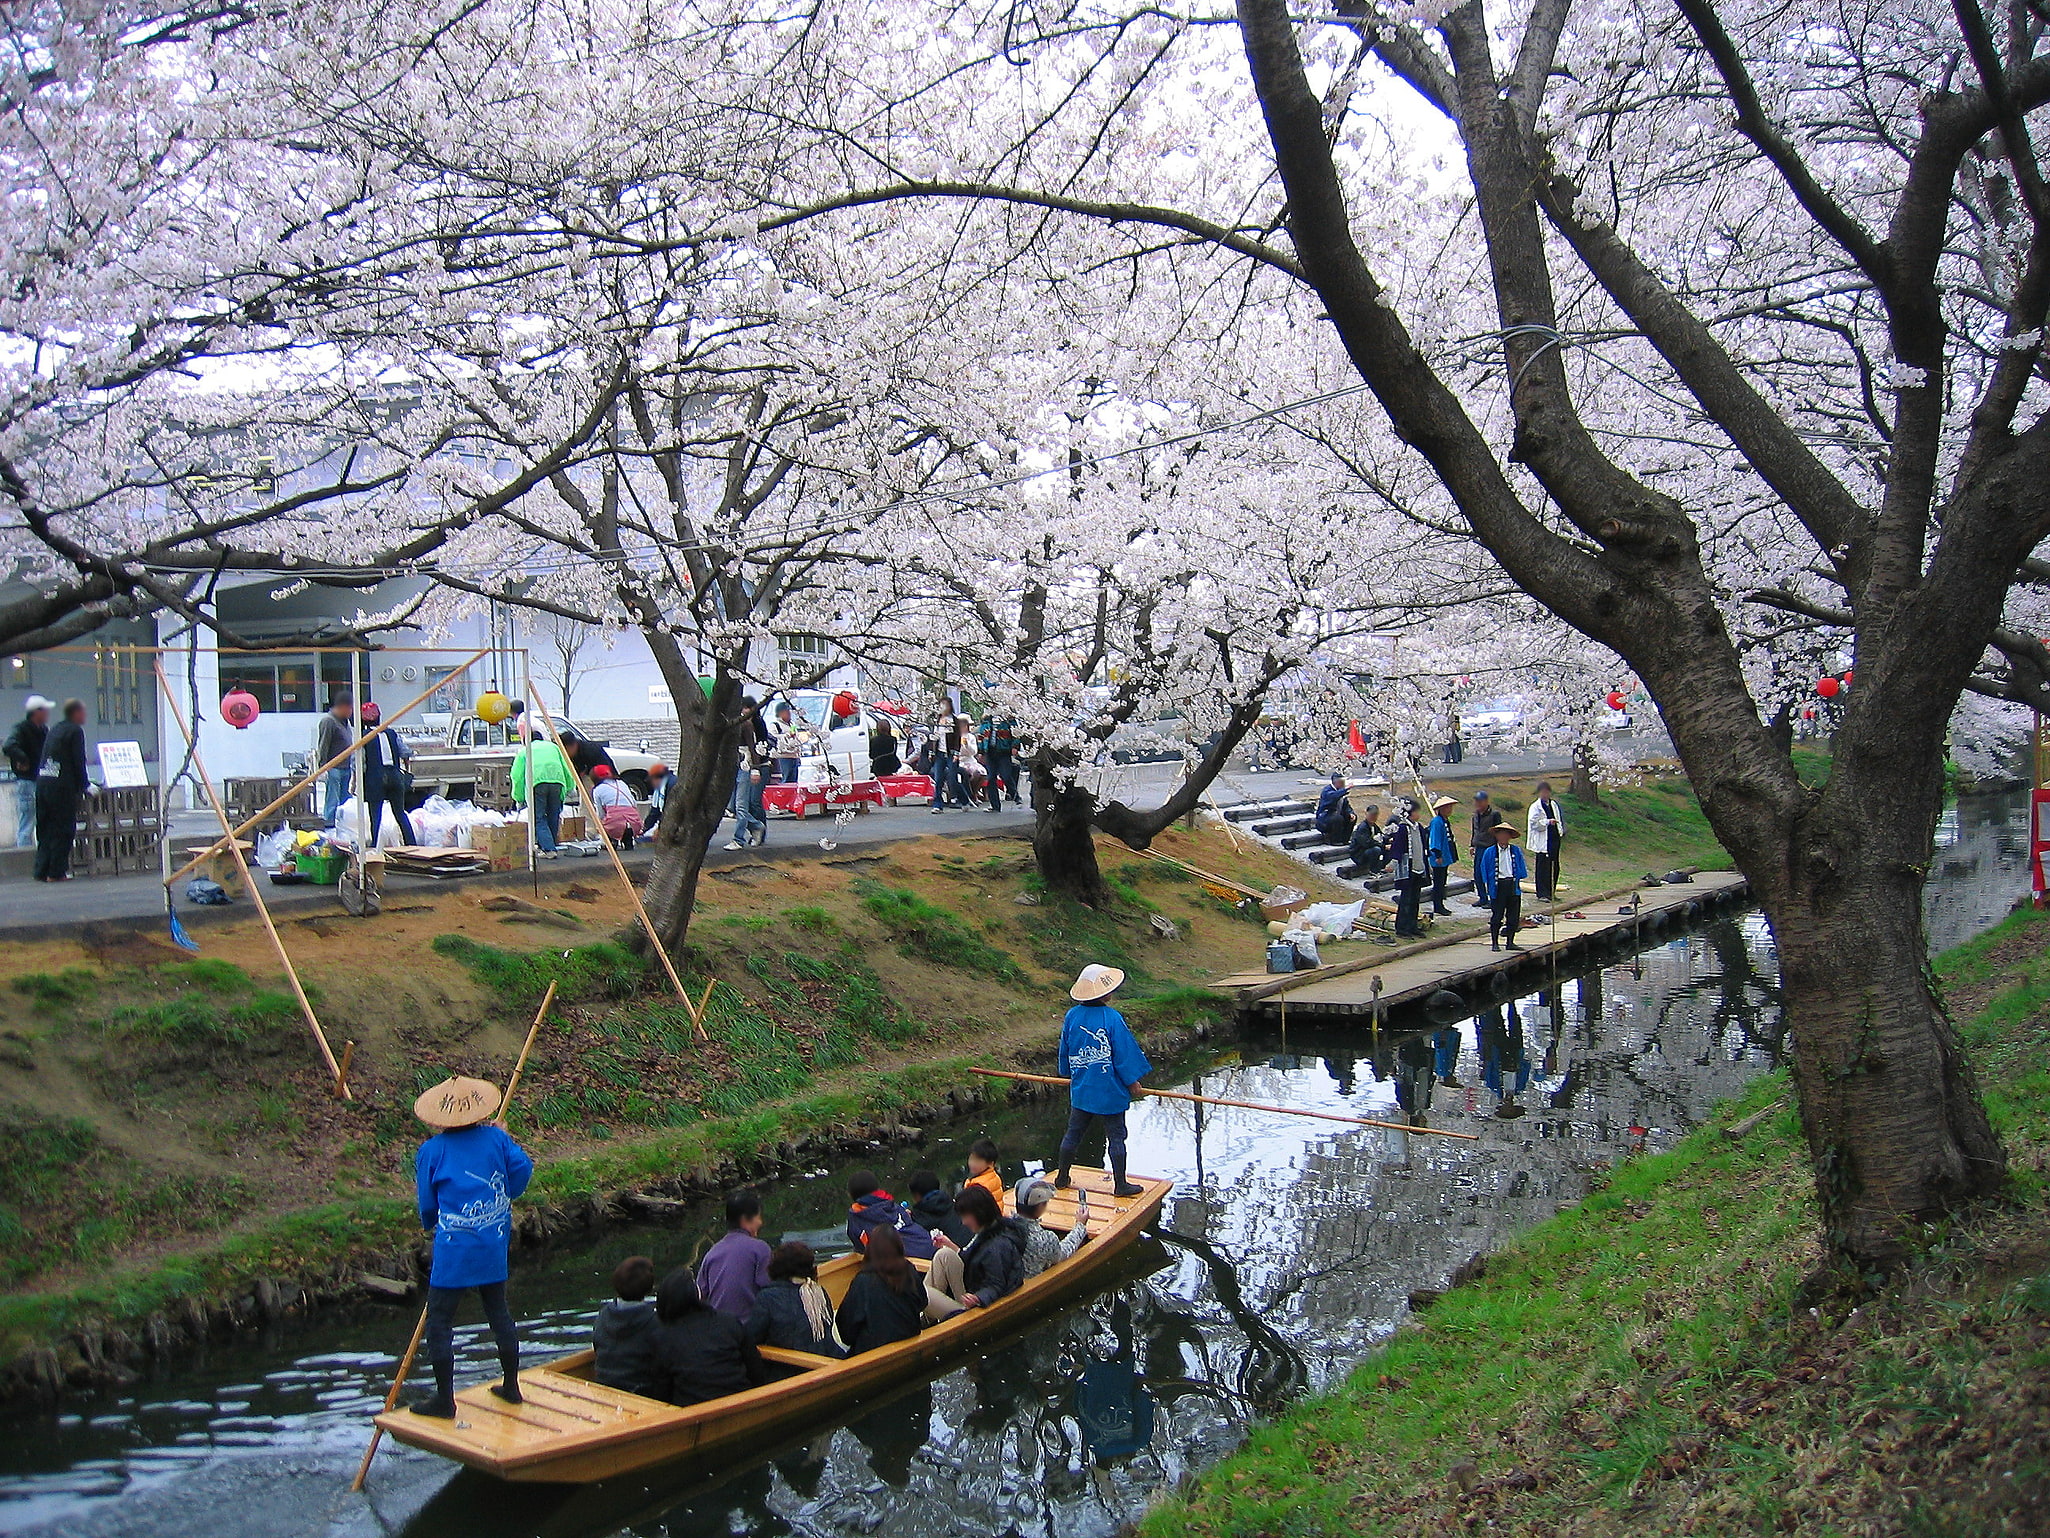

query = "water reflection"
[0, 842, 2018, 1538]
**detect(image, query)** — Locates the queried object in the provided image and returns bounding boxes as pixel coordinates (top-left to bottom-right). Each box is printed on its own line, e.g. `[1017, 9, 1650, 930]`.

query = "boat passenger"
[1012, 1178, 1090, 1278]
[743, 1242, 848, 1359]
[591, 1255, 662, 1395]
[649, 1267, 770, 1406]
[698, 1190, 773, 1318]
[836, 1227, 929, 1355]
[963, 1138, 1005, 1205]
[907, 1169, 970, 1247]
[925, 1185, 1025, 1315]
[845, 1169, 939, 1259]
[408, 1076, 533, 1418]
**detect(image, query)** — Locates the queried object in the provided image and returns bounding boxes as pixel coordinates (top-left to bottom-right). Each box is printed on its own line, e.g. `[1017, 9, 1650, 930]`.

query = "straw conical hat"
[1070, 964, 1126, 1002]
[414, 1076, 502, 1129]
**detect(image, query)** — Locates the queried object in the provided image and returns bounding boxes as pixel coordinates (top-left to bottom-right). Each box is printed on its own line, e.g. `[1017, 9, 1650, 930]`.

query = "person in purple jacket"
[697, 1190, 773, 1317]
[410, 1076, 534, 1418]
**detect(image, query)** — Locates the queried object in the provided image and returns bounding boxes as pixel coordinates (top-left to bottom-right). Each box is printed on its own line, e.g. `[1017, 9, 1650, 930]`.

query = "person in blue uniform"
[1055, 965, 1152, 1198]
[1476, 821, 1529, 952]
[410, 1075, 534, 1418]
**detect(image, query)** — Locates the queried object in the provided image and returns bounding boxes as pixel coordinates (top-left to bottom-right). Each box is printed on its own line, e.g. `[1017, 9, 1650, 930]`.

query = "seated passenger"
[924, 1184, 1025, 1318]
[698, 1190, 774, 1318]
[834, 1227, 928, 1356]
[1012, 1178, 1090, 1278]
[962, 1137, 1005, 1204]
[649, 1267, 770, 1407]
[743, 1241, 847, 1359]
[590, 1255, 662, 1395]
[845, 1169, 938, 1259]
[907, 1168, 970, 1247]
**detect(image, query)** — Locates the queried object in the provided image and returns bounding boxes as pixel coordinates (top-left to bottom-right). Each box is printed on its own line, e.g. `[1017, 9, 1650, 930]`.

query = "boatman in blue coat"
[1056, 964, 1152, 1198]
[410, 1075, 534, 1418]
[1476, 821, 1529, 953]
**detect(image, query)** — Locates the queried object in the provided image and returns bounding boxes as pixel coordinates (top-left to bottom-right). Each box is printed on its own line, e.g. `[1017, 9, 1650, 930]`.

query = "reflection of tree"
[1155, 1229, 1310, 1415]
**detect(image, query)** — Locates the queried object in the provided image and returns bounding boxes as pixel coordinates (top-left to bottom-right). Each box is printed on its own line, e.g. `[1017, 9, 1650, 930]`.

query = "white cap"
[23, 696, 53, 712]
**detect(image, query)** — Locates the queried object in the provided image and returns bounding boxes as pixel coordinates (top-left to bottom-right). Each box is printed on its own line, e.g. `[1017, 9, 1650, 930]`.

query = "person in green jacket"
[510, 730, 576, 857]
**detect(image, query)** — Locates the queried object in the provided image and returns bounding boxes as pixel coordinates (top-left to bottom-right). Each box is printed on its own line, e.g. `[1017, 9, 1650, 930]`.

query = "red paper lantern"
[831, 689, 858, 721]
[1802, 707, 1816, 720]
[1817, 676, 1841, 698]
[1605, 690, 1626, 711]
[220, 687, 261, 729]
[1842, 669, 1854, 685]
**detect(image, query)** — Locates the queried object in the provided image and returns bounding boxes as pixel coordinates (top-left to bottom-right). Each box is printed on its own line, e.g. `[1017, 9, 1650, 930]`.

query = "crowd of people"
[1317, 779, 1570, 948]
[405, 964, 1149, 1416]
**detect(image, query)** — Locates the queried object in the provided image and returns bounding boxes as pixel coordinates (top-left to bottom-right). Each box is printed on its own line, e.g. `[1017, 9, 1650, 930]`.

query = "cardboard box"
[468, 821, 527, 872]
[557, 812, 587, 843]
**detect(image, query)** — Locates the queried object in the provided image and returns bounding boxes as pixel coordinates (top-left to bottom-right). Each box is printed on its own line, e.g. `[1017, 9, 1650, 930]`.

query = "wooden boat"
[374, 1167, 1172, 1483]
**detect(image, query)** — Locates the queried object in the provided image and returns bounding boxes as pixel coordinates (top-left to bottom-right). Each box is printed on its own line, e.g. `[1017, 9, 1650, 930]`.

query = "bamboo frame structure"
[163, 646, 492, 887]
[153, 660, 349, 1098]
[520, 676, 699, 1028]
[968, 1067, 1480, 1140]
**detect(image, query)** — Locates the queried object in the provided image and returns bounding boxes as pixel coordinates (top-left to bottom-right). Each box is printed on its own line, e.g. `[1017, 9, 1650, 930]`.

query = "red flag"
[1348, 721, 1367, 757]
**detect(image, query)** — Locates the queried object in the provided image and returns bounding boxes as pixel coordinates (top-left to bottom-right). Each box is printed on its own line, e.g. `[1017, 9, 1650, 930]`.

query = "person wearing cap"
[1055, 964, 1152, 1197]
[1470, 790, 1503, 859]
[1526, 779, 1568, 898]
[5, 695, 52, 850]
[643, 761, 675, 832]
[1013, 1177, 1091, 1278]
[357, 700, 416, 847]
[410, 1076, 534, 1417]
[589, 763, 641, 848]
[1426, 794, 1460, 917]
[1476, 821, 1529, 951]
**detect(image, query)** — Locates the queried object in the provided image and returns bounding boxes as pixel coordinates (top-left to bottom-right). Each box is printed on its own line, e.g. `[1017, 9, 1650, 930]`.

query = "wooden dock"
[1210, 870, 1751, 1018]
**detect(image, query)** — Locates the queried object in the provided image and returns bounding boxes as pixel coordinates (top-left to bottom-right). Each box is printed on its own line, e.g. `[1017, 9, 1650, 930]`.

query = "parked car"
[403, 713, 663, 802]
[774, 690, 880, 781]
[1460, 698, 1524, 737]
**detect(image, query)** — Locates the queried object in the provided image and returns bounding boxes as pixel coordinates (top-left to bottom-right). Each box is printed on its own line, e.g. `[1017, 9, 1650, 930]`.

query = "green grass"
[430, 934, 648, 1002]
[1019, 890, 1155, 987]
[854, 880, 1031, 986]
[1564, 779, 1726, 875]
[11, 967, 100, 1012]
[100, 990, 301, 1051]
[784, 905, 839, 935]
[1147, 907, 2050, 1538]
[1123, 984, 1234, 1033]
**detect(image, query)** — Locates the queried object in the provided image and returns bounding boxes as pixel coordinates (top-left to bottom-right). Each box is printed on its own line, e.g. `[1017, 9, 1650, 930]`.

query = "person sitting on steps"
[1054, 964, 1151, 1198]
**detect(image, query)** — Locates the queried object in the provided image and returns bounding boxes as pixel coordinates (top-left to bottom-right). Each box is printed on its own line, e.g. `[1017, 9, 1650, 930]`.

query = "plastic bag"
[255, 829, 295, 871]
[325, 800, 405, 850]
[1297, 899, 1365, 936]
[1282, 928, 1321, 969]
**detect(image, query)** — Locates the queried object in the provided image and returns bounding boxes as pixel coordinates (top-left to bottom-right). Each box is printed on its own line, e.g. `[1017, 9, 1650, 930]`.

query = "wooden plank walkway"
[1210, 870, 1751, 1018]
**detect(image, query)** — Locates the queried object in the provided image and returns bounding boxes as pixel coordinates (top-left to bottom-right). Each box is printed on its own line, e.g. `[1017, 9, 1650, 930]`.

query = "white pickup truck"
[401, 714, 664, 802]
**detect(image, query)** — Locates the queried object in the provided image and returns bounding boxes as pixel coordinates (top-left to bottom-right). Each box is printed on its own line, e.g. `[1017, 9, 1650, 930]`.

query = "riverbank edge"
[0, 1002, 1232, 1409]
[1141, 904, 2050, 1537]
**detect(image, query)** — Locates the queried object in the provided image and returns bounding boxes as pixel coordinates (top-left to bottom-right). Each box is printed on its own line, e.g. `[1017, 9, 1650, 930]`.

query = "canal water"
[0, 794, 2030, 1538]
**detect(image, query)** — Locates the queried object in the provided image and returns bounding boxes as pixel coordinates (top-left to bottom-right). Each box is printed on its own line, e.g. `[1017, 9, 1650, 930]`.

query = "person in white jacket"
[1526, 781, 1567, 899]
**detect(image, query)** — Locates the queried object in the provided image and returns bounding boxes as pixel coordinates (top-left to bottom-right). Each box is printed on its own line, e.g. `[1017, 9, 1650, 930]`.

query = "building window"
[777, 632, 833, 684]
[425, 665, 471, 715]
[218, 652, 361, 715]
[94, 645, 144, 725]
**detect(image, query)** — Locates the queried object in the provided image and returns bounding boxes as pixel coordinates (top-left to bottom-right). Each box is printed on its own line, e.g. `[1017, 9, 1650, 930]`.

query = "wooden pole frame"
[350, 984, 558, 1494]
[968, 1068, 1480, 1140]
[153, 660, 349, 1098]
[163, 646, 493, 888]
[520, 674, 698, 1028]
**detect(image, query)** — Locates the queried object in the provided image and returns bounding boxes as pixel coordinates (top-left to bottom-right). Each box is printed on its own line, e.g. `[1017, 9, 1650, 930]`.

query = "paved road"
[0, 738, 1649, 939]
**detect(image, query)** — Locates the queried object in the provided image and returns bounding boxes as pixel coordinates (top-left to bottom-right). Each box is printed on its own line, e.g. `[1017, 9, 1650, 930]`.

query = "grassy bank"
[1147, 904, 2050, 1537]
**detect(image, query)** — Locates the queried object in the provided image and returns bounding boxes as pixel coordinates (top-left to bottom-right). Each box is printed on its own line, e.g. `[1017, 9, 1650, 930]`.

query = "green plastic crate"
[295, 849, 348, 885]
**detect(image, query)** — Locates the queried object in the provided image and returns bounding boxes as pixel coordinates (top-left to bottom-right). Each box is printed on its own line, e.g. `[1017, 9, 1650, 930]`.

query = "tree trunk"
[1031, 756, 1110, 907]
[1568, 740, 1601, 804]
[1761, 844, 2006, 1267]
[620, 652, 741, 957]
[1767, 701, 1795, 759]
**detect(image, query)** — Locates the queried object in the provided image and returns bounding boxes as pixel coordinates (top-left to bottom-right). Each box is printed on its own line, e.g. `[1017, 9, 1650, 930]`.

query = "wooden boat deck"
[374, 1167, 1170, 1483]
[1211, 870, 1749, 1017]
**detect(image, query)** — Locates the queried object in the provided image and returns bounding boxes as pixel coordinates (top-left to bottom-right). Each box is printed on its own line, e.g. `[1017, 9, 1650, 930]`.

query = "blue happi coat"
[1059, 1004, 1153, 1114]
[1476, 842, 1529, 903]
[415, 1124, 534, 1288]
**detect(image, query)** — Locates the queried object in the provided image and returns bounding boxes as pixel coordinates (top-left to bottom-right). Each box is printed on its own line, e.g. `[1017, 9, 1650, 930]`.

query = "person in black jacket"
[648, 1267, 770, 1407]
[834, 1227, 927, 1356]
[926, 1184, 1024, 1315]
[591, 1256, 662, 1395]
[33, 699, 92, 883]
[845, 1169, 938, 1258]
[4, 696, 51, 851]
[906, 1169, 970, 1247]
[742, 1242, 846, 1359]
[558, 727, 616, 783]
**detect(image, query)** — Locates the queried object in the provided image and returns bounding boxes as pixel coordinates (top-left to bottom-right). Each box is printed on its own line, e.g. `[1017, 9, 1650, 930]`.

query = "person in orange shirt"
[964, 1138, 1004, 1205]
